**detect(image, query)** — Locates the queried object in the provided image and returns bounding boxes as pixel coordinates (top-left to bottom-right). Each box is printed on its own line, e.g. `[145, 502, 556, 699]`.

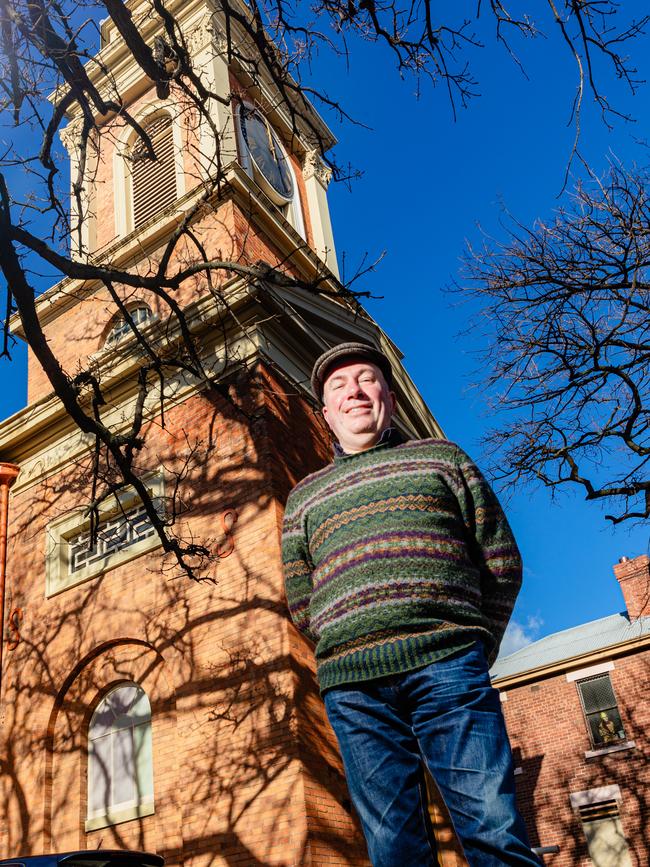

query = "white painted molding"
[302, 150, 338, 276]
[566, 660, 614, 682]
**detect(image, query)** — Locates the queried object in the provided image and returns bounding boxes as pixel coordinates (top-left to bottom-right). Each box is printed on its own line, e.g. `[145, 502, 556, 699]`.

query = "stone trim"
[302, 150, 333, 187]
[85, 799, 155, 832]
[584, 740, 636, 760]
[45, 472, 164, 597]
[566, 660, 615, 682]
[570, 784, 622, 809]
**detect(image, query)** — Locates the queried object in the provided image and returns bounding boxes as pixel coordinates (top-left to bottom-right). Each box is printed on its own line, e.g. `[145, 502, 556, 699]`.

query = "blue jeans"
[323, 643, 540, 866]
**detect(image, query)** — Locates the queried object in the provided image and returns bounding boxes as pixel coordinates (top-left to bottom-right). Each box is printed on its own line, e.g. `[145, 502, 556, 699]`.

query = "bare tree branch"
[460, 161, 650, 525]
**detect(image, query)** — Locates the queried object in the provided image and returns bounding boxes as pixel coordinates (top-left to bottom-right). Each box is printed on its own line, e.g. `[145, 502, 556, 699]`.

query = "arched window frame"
[234, 100, 306, 240]
[103, 303, 156, 349]
[113, 103, 186, 238]
[86, 682, 155, 831]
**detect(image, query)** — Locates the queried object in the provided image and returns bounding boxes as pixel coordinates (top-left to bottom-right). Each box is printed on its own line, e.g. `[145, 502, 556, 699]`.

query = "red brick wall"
[0, 364, 370, 865]
[500, 648, 650, 866]
[28, 68, 318, 407]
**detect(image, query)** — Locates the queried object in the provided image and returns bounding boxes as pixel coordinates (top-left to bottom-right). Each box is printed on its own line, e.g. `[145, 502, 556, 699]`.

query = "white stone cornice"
[9, 162, 344, 335]
[185, 11, 218, 57]
[302, 150, 332, 187]
[59, 119, 84, 154]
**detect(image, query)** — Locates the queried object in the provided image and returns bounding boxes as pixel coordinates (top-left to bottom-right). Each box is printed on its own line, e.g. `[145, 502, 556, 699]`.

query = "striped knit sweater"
[282, 433, 522, 691]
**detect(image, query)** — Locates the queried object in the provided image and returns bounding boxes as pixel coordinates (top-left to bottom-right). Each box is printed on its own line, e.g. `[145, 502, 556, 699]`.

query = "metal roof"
[490, 611, 650, 681]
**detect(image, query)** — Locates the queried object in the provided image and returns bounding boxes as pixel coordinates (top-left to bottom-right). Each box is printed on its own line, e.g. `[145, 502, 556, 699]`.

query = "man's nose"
[344, 380, 365, 398]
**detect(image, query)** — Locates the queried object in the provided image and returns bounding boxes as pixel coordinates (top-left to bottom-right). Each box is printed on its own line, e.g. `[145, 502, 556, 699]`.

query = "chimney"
[613, 555, 650, 620]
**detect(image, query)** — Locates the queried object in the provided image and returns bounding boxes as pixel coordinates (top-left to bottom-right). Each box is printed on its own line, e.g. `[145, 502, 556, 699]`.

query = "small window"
[131, 114, 177, 227]
[45, 473, 164, 596]
[87, 683, 154, 831]
[104, 304, 154, 348]
[68, 501, 157, 574]
[577, 674, 626, 748]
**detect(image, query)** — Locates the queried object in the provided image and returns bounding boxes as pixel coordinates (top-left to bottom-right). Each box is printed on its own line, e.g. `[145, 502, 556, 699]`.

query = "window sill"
[85, 800, 155, 832]
[584, 740, 636, 760]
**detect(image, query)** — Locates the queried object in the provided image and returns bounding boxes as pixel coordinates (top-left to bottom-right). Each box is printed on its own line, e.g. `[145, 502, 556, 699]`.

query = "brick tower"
[0, 1, 443, 864]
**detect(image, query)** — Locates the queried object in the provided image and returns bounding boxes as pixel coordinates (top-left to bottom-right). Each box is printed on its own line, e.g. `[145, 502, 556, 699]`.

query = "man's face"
[321, 359, 396, 453]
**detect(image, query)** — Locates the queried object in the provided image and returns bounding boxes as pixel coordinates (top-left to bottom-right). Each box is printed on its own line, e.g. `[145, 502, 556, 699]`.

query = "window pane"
[588, 707, 626, 747]
[130, 688, 152, 726]
[87, 683, 154, 820]
[113, 726, 136, 806]
[108, 684, 140, 718]
[89, 733, 111, 814]
[105, 305, 153, 347]
[579, 675, 617, 714]
[89, 701, 114, 738]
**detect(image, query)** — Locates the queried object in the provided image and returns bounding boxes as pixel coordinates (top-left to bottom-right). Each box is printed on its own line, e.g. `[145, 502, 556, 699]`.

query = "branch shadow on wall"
[0, 364, 374, 866]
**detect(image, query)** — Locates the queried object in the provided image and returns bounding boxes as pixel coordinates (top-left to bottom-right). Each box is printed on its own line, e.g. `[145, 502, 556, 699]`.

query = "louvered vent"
[579, 800, 619, 822]
[132, 114, 177, 228]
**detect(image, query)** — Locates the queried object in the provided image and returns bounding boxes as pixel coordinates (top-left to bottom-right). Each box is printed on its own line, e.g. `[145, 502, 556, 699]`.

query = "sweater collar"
[333, 426, 405, 460]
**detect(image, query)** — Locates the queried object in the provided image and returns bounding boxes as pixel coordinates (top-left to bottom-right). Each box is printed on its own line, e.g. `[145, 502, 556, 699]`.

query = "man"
[282, 342, 540, 866]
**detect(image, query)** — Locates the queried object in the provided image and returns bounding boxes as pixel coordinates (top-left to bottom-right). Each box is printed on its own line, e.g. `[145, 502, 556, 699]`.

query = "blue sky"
[1, 5, 649, 655]
[316, 9, 650, 654]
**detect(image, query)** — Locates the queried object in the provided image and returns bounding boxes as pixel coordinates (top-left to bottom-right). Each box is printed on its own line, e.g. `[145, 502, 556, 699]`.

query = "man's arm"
[282, 495, 317, 644]
[450, 445, 523, 661]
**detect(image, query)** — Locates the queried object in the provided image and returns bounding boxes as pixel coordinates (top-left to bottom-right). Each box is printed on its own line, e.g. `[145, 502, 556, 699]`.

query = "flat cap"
[311, 341, 393, 400]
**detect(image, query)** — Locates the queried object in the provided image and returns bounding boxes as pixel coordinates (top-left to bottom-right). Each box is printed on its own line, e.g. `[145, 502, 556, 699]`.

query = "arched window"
[87, 683, 154, 828]
[104, 304, 154, 348]
[131, 113, 177, 228]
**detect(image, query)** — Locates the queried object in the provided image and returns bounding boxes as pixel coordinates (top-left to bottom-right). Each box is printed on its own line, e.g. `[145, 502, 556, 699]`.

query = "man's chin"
[339, 428, 383, 450]
[346, 423, 378, 438]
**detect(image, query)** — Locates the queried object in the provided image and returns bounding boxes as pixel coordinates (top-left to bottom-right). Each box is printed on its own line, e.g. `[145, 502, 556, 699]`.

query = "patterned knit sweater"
[282, 433, 522, 692]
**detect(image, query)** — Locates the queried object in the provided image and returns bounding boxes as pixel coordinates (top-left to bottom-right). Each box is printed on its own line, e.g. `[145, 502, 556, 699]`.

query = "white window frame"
[103, 303, 157, 349]
[86, 682, 154, 831]
[234, 101, 306, 240]
[113, 104, 186, 239]
[576, 672, 626, 749]
[45, 473, 164, 596]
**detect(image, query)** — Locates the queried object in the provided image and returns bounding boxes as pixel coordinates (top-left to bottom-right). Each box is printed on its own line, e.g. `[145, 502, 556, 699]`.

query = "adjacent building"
[492, 554, 650, 867]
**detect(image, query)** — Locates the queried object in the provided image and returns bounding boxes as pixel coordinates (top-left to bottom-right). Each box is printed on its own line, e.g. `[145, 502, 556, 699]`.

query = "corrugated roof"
[490, 612, 650, 681]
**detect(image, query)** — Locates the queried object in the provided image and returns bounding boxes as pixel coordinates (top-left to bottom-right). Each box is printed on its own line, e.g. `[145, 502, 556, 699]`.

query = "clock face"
[239, 106, 294, 203]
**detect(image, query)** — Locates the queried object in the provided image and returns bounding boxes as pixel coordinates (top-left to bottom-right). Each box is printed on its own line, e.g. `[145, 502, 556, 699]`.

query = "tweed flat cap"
[311, 342, 393, 400]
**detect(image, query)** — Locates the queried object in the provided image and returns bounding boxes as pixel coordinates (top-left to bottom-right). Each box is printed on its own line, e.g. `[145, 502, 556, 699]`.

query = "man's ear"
[321, 404, 332, 430]
[389, 391, 397, 414]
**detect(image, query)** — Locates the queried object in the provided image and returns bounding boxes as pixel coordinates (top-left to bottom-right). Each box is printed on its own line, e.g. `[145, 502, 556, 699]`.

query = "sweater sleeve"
[449, 445, 522, 662]
[282, 491, 317, 644]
